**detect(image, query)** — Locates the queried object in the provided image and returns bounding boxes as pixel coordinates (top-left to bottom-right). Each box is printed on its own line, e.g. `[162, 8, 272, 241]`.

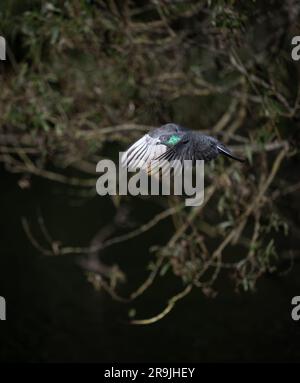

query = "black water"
[0, 168, 300, 363]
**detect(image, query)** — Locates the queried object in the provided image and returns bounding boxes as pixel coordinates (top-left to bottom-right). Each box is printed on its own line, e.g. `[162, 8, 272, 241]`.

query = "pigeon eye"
[159, 135, 168, 142]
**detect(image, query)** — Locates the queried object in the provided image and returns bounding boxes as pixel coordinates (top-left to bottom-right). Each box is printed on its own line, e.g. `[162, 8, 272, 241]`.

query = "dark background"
[1, 169, 300, 363]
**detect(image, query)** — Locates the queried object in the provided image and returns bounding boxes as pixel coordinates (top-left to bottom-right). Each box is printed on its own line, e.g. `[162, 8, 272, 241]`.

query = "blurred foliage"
[1, 0, 300, 322]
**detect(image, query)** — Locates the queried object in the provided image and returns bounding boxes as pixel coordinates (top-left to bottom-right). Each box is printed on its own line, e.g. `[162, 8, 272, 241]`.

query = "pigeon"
[122, 123, 244, 173]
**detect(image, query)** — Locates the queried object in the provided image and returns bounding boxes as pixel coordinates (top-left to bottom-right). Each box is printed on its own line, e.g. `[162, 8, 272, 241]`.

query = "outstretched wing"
[121, 133, 166, 171]
[121, 124, 186, 171]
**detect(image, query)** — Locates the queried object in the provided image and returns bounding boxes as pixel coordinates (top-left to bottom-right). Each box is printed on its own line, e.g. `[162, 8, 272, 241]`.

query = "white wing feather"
[121, 134, 167, 171]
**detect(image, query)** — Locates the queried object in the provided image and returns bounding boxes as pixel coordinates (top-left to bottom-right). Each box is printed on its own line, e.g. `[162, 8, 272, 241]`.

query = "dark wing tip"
[217, 145, 246, 163]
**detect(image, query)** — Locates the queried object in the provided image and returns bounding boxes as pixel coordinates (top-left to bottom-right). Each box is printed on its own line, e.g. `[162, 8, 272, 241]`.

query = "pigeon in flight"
[122, 123, 244, 172]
